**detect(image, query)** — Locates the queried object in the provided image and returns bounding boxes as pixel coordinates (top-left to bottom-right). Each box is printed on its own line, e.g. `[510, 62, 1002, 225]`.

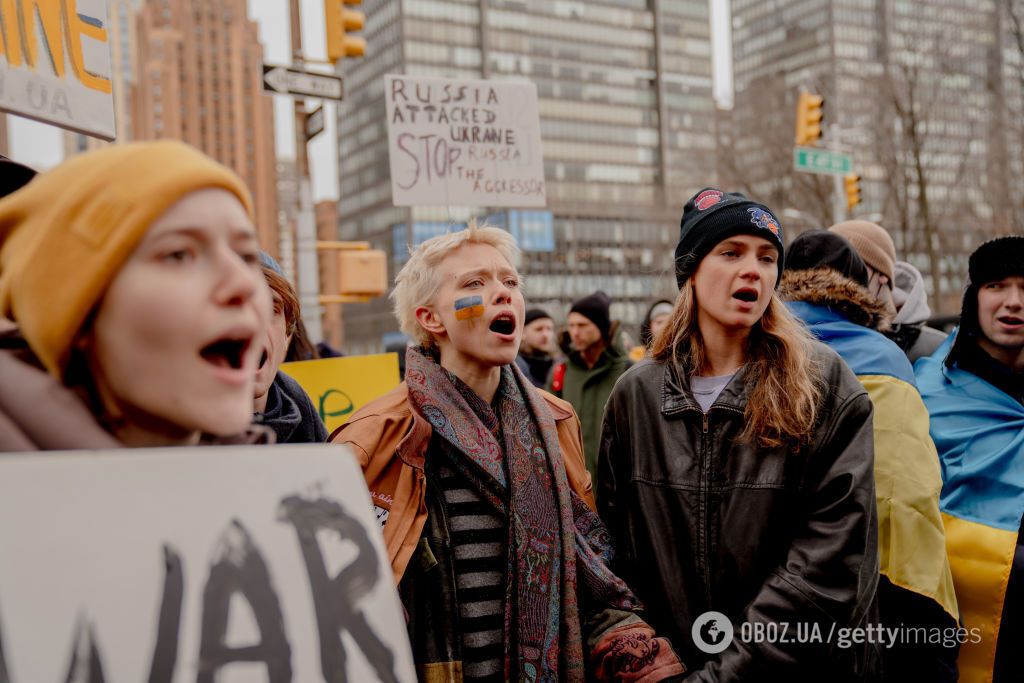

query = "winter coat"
[514, 350, 554, 388]
[0, 319, 268, 450]
[782, 267, 960, 682]
[331, 382, 668, 682]
[256, 371, 328, 444]
[889, 261, 948, 363]
[598, 341, 881, 681]
[916, 332, 1024, 682]
[550, 322, 632, 483]
[329, 382, 594, 583]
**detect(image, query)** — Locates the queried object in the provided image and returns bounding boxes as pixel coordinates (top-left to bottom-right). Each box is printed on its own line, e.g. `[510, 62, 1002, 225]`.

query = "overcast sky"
[7, 0, 732, 201]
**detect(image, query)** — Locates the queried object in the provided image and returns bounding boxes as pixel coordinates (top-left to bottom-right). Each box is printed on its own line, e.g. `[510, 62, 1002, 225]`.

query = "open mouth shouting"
[199, 327, 256, 384]
[996, 314, 1024, 330]
[488, 311, 518, 340]
[732, 287, 759, 306]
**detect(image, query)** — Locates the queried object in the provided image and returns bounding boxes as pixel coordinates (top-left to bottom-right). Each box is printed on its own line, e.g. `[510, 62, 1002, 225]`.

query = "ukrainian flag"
[790, 301, 959, 624]
[917, 333, 1024, 682]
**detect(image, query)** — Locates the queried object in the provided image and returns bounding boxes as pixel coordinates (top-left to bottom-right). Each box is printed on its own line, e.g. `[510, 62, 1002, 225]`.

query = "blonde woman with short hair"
[332, 221, 685, 682]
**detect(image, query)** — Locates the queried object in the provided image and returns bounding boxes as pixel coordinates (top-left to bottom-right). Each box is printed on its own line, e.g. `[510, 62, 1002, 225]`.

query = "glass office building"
[332, 0, 717, 353]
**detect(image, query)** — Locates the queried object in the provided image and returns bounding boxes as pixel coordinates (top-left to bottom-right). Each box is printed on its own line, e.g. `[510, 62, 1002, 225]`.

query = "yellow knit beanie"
[0, 140, 254, 379]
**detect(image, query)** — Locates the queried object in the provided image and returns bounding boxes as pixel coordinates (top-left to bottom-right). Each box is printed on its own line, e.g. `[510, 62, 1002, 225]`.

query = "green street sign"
[793, 147, 852, 175]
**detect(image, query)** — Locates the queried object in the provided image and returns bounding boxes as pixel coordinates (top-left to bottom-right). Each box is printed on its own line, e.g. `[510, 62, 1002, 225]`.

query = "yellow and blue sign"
[281, 353, 400, 435]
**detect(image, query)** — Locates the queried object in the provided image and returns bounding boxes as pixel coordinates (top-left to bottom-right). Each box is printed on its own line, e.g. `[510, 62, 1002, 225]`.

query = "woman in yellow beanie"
[0, 141, 272, 450]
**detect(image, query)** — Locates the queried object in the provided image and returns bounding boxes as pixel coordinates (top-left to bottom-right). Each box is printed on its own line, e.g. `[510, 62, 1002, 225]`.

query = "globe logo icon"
[692, 611, 734, 654]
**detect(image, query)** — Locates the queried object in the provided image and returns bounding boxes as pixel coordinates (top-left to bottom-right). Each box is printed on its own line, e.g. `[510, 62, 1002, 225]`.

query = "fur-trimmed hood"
[780, 267, 893, 331]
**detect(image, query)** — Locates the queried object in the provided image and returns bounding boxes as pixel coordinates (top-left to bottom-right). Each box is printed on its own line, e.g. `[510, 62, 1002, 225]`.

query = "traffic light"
[325, 0, 366, 64]
[317, 241, 388, 303]
[795, 92, 824, 146]
[335, 249, 387, 297]
[844, 174, 862, 210]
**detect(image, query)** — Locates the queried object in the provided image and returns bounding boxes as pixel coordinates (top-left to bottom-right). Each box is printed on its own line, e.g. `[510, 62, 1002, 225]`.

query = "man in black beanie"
[936, 235, 1024, 401]
[515, 307, 557, 387]
[550, 291, 630, 484]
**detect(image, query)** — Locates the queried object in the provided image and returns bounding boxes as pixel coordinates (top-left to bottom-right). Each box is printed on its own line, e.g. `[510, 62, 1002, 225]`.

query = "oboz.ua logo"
[692, 611, 734, 654]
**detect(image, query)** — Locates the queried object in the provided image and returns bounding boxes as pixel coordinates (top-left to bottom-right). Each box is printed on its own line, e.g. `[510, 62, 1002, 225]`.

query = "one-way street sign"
[262, 64, 344, 101]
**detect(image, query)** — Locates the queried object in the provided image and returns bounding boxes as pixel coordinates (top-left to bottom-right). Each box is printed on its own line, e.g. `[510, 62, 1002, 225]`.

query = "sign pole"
[832, 172, 846, 225]
[829, 124, 846, 224]
[290, 0, 323, 343]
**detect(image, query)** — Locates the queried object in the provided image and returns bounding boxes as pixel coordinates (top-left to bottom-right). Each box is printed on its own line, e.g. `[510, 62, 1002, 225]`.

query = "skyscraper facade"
[132, 0, 279, 257]
[333, 0, 717, 353]
[729, 0, 1013, 313]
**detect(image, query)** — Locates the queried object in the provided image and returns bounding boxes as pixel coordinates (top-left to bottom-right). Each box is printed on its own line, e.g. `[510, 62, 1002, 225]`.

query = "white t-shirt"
[690, 372, 738, 413]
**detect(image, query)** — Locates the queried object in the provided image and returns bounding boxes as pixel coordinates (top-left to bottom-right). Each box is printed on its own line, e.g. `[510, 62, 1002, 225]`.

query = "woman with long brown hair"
[598, 189, 881, 681]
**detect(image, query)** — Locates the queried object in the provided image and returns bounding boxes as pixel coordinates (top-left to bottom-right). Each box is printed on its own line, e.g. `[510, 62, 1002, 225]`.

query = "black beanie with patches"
[675, 188, 786, 288]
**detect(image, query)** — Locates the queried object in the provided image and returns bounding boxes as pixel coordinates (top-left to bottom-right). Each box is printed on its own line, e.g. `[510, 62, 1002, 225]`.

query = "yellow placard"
[281, 353, 401, 435]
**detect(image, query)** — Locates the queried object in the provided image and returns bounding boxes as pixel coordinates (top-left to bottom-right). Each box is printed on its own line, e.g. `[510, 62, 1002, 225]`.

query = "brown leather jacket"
[331, 382, 595, 584]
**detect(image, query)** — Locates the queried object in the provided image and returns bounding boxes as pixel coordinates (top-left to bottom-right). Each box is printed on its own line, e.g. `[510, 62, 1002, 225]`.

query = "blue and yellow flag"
[916, 332, 1024, 682]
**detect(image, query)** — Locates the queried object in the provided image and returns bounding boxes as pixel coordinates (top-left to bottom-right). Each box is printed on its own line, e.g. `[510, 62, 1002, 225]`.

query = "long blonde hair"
[651, 284, 824, 448]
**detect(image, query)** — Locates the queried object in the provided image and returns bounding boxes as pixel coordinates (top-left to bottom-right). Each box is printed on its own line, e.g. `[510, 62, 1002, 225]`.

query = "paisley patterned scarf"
[405, 346, 639, 681]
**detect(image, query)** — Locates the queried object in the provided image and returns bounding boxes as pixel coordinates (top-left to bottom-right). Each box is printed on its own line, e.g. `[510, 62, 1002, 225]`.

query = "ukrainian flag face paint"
[454, 295, 485, 320]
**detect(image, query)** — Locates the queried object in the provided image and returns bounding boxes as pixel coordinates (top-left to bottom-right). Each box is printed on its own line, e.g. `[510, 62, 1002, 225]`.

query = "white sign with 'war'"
[385, 74, 546, 208]
[0, 445, 415, 683]
[0, 0, 116, 140]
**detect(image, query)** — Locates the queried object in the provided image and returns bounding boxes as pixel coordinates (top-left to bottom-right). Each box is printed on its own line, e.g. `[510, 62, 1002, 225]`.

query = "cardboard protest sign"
[0, 0, 116, 139]
[0, 445, 415, 682]
[385, 74, 546, 207]
[281, 353, 401, 435]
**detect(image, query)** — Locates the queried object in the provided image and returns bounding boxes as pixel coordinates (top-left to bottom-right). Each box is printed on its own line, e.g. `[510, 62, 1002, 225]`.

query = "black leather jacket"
[598, 342, 881, 681]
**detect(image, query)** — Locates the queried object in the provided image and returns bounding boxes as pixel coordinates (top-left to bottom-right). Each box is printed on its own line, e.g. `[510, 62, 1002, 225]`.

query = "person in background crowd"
[253, 252, 328, 444]
[550, 290, 631, 482]
[599, 189, 880, 681]
[830, 220, 898, 316]
[781, 229, 959, 681]
[632, 298, 674, 360]
[915, 235, 1024, 682]
[384, 335, 412, 381]
[890, 260, 949, 362]
[285, 317, 319, 362]
[0, 155, 36, 198]
[515, 307, 556, 387]
[831, 219, 947, 361]
[0, 141, 272, 450]
[331, 222, 685, 682]
[315, 340, 343, 358]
